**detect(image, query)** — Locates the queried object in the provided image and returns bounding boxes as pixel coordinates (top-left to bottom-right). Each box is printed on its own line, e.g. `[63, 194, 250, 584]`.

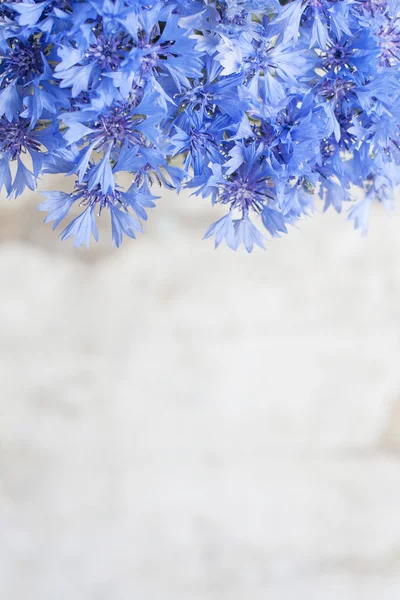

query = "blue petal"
[61, 207, 99, 248]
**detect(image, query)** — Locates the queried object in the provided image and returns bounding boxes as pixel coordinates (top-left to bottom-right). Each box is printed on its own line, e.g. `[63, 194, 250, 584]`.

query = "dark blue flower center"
[220, 178, 268, 213]
[217, 1, 248, 25]
[1, 39, 43, 85]
[76, 183, 123, 215]
[0, 0, 13, 19]
[92, 103, 145, 148]
[0, 117, 41, 160]
[86, 35, 125, 70]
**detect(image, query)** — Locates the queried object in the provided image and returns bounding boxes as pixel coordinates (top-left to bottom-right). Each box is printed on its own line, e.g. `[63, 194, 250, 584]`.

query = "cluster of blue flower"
[0, 0, 399, 250]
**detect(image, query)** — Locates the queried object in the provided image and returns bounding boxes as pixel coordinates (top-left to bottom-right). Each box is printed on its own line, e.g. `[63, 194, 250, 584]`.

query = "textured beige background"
[1, 179, 400, 599]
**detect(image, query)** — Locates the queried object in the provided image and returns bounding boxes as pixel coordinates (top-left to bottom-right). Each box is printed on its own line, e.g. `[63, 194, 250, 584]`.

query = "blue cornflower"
[193, 144, 284, 250]
[0, 0, 398, 251]
[107, 6, 203, 100]
[55, 29, 128, 98]
[39, 179, 146, 247]
[0, 116, 53, 196]
[61, 90, 165, 190]
[169, 110, 227, 175]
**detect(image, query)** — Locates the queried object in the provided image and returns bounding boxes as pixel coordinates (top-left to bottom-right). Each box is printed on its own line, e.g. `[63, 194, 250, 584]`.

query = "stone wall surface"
[0, 182, 400, 599]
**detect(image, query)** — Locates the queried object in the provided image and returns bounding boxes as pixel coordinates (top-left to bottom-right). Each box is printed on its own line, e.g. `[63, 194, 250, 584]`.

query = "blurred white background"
[1, 182, 400, 599]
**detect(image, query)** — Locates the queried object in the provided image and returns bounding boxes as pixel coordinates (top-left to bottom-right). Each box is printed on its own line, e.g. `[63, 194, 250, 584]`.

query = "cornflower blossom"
[0, 0, 399, 249]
